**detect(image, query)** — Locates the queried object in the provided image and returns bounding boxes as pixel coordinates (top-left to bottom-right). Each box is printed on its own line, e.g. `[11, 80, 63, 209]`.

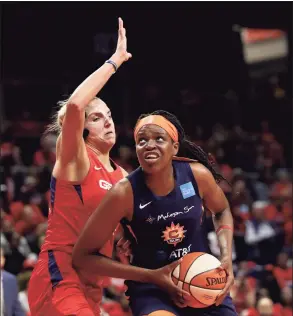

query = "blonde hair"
[45, 97, 99, 135]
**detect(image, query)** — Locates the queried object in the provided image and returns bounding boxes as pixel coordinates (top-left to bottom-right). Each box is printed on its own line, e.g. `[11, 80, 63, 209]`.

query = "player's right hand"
[113, 17, 132, 64]
[151, 259, 191, 307]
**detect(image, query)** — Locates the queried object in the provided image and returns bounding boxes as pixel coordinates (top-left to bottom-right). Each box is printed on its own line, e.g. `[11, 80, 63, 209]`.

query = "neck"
[145, 163, 175, 196]
[86, 143, 112, 171]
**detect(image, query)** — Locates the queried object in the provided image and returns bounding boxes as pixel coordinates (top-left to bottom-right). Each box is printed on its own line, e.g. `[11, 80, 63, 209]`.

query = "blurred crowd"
[0, 109, 292, 316]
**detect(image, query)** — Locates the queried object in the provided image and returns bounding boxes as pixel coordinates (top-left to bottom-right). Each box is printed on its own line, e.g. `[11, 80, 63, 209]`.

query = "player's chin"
[140, 162, 163, 174]
[104, 138, 116, 148]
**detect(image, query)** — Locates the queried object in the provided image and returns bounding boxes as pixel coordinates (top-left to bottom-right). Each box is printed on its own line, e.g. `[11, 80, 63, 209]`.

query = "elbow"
[66, 100, 84, 113]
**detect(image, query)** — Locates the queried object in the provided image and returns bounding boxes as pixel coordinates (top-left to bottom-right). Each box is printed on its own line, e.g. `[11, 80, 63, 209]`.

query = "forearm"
[68, 53, 123, 109]
[212, 208, 234, 259]
[73, 253, 153, 284]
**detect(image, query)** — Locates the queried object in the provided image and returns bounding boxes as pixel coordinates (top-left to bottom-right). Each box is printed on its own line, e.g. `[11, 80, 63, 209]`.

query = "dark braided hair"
[137, 110, 227, 184]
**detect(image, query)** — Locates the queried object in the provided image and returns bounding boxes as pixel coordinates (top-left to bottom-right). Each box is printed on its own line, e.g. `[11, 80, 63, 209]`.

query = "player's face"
[135, 124, 179, 174]
[85, 99, 116, 150]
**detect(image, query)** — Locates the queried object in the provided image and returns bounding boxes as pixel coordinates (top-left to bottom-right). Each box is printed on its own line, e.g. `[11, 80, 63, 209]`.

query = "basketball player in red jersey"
[28, 18, 132, 316]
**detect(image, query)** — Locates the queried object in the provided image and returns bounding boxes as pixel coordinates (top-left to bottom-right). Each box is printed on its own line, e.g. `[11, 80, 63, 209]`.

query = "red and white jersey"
[41, 146, 124, 258]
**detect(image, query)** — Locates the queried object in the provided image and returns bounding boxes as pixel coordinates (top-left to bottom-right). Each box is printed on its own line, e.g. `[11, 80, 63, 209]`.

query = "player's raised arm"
[58, 18, 132, 165]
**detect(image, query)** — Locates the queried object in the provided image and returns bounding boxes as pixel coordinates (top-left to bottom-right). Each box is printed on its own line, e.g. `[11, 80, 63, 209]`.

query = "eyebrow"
[88, 110, 111, 117]
[137, 129, 166, 136]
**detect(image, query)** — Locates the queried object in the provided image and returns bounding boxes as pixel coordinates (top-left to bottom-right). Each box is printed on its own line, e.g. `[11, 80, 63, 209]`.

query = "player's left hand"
[115, 17, 132, 63]
[215, 256, 234, 306]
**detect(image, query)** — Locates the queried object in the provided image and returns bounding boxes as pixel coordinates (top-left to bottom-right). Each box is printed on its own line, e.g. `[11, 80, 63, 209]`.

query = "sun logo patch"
[162, 222, 187, 247]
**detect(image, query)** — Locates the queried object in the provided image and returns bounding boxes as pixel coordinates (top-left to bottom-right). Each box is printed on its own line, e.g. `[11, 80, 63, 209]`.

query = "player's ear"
[172, 141, 179, 156]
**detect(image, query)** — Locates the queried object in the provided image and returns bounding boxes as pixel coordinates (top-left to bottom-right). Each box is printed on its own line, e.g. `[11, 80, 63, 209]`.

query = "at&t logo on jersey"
[162, 222, 187, 247]
[169, 244, 192, 259]
[99, 180, 112, 190]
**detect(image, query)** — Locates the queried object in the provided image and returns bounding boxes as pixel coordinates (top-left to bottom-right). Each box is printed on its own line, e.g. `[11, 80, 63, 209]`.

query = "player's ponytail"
[45, 98, 69, 135]
[45, 96, 99, 137]
[137, 110, 228, 184]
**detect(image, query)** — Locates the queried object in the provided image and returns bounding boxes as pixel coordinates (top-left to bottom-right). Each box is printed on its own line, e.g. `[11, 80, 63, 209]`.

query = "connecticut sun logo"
[162, 222, 187, 247]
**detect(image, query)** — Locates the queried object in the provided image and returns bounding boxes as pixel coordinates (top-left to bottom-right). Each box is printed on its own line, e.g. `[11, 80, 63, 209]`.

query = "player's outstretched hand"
[151, 259, 191, 307]
[112, 17, 132, 66]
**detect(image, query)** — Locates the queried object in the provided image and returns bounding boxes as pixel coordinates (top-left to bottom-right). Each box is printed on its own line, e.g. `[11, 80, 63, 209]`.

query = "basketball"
[171, 252, 227, 308]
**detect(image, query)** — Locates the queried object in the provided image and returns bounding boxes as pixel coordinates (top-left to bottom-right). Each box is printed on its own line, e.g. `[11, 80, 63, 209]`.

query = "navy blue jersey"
[121, 160, 211, 270]
[121, 160, 237, 315]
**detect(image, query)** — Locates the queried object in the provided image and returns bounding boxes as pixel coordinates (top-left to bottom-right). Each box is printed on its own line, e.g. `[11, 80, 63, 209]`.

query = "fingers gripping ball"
[171, 252, 227, 308]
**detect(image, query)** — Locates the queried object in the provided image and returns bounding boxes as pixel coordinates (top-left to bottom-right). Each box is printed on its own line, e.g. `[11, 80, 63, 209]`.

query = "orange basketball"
[171, 252, 227, 308]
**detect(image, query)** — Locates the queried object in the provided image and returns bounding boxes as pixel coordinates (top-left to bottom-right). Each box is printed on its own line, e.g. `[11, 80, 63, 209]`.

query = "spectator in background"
[271, 252, 292, 290]
[1, 247, 25, 316]
[218, 164, 233, 196]
[207, 229, 237, 262]
[33, 133, 56, 169]
[9, 200, 46, 236]
[0, 135, 23, 178]
[230, 177, 253, 210]
[280, 287, 293, 316]
[232, 205, 249, 262]
[270, 169, 292, 201]
[245, 201, 276, 264]
[232, 262, 258, 314]
[256, 297, 274, 316]
[238, 292, 258, 316]
[0, 134, 23, 213]
[17, 271, 32, 315]
[0, 213, 37, 275]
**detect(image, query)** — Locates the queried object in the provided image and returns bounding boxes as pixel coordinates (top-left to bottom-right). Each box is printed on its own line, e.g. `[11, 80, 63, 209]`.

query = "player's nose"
[104, 117, 111, 127]
[145, 139, 156, 149]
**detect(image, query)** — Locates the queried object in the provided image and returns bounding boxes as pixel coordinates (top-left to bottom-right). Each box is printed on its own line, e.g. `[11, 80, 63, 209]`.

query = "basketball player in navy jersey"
[73, 110, 237, 316]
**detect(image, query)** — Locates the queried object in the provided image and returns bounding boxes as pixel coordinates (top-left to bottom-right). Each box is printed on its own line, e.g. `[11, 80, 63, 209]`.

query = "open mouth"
[105, 131, 113, 136]
[144, 152, 160, 162]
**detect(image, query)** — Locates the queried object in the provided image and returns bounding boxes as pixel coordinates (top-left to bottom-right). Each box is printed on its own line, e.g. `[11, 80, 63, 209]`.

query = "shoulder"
[119, 166, 128, 177]
[109, 177, 133, 200]
[188, 162, 218, 197]
[189, 162, 215, 183]
[107, 178, 134, 220]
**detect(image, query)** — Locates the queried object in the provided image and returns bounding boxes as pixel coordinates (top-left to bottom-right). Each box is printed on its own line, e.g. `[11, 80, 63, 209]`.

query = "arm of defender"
[59, 58, 123, 165]
[58, 18, 128, 165]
